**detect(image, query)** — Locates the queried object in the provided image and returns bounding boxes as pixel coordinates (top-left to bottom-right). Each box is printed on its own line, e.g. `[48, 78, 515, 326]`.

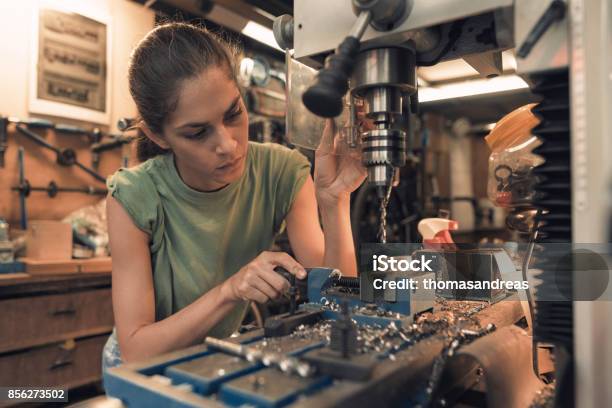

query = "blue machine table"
[105, 268, 538, 408]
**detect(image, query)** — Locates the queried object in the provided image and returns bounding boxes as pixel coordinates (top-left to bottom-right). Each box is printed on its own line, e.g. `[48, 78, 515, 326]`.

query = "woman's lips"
[217, 156, 242, 171]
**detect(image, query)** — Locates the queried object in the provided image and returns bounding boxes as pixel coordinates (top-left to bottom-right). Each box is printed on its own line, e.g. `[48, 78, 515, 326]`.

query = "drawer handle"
[50, 307, 76, 316]
[49, 351, 74, 371]
[49, 358, 74, 370]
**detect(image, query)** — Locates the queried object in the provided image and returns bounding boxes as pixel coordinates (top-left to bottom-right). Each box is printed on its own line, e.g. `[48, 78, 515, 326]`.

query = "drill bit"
[377, 167, 394, 243]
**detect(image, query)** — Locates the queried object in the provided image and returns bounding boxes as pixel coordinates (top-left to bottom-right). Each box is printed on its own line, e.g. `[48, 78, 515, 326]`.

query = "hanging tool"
[9, 117, 103, 143]
[14, 124, 105, 182]
[11, 180, 107, 198]
[90, 134, 134, 170]
[0, 116, 7, 168]
[12, 146, 107, 230]
[16, 147, 27, 230]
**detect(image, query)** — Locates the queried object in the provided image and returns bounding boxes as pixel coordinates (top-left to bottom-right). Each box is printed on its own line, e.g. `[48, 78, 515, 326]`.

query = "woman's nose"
[215, 126, 238, 156]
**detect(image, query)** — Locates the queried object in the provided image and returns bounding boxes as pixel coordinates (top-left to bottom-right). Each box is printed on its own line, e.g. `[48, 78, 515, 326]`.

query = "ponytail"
[135, 126, 170, 162]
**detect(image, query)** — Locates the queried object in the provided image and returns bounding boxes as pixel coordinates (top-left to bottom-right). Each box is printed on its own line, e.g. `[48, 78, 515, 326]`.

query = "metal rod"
[15, 124, 106, 182]
[349, 11, 372, 39]
[15, 125, 60, 153]
[205, 337, 245, 356]
[74, 161, 106, 182]
[204, 337, 316, 378]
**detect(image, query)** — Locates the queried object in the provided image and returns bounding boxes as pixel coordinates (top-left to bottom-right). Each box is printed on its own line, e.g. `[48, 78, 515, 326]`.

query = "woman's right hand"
[220, 251, 307, 304]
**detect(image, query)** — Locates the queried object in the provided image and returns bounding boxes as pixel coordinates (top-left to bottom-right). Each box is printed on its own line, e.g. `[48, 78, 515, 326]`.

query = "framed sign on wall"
[28, 4, 111, 124]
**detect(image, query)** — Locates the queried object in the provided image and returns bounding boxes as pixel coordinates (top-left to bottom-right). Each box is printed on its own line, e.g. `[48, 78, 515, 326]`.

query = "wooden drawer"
[0, 335, 108, 388]
[0, 289, 113, 353]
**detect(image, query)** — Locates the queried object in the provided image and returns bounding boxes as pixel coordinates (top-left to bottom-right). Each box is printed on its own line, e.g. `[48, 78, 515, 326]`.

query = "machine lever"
[517, 0, 566, 58]
[302, 11, 371, 118]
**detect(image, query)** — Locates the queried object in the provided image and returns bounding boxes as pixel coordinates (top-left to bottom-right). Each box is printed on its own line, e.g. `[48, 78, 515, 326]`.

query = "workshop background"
[0, 0, 609, 407]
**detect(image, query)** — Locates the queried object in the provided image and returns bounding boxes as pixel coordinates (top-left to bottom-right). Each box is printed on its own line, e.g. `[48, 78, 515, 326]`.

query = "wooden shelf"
[17, 257, 112, 275]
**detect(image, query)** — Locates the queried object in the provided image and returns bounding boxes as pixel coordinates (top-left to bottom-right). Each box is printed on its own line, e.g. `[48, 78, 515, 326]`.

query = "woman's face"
[161, 66, 249, 191]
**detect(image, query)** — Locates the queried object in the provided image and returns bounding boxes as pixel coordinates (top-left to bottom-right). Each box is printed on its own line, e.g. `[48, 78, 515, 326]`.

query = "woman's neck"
[173, 155, 228, 192]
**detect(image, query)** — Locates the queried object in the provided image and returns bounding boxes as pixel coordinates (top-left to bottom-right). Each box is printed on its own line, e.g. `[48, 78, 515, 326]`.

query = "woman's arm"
[285, 177, 358, 276]
[108, 195, 305, 363]
[108, 195, 236, 362]
[286, 120, 366, 277]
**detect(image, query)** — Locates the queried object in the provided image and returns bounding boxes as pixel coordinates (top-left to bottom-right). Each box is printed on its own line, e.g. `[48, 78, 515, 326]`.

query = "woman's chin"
[215, 163, 244, 184]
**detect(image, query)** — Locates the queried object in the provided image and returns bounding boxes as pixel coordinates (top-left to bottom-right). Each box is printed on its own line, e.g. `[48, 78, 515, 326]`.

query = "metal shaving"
[437, 298, 488, 318]
[248, 297, 495, 394]
[320, 298, 403, 319]
[299, 298, 493, 359]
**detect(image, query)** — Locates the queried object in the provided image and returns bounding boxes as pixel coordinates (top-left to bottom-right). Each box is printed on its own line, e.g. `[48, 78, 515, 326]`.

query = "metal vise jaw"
[306, 267, 434, 322]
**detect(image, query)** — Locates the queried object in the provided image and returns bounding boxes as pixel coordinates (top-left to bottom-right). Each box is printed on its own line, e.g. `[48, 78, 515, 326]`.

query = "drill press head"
[351, 46, 417, 189]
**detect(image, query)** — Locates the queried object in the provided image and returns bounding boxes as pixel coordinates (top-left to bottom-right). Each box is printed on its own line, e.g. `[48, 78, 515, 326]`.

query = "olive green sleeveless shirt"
[106, 142, 311, 338]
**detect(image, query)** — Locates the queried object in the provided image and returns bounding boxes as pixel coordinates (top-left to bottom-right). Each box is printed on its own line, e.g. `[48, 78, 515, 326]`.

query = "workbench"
[105, 296, 546, 407]
[0, 271, 113, 392]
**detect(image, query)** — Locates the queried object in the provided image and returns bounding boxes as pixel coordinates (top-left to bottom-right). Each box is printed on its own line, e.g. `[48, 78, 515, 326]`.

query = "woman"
[102, 22, 365, 372]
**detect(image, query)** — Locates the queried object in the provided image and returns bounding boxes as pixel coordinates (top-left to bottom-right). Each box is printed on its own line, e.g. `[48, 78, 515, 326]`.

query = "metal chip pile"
[267, 298, 493, 359]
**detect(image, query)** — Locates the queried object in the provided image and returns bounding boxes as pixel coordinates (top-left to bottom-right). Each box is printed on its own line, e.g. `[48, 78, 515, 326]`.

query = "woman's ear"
[140, 122, 170, 149]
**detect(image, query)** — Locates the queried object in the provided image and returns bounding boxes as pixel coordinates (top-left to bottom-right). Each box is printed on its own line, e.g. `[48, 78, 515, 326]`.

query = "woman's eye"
[224, 107, 243, 123]
[185, 127, 211, 140]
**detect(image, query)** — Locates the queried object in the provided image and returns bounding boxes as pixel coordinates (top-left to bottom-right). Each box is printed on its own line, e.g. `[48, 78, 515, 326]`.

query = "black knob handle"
[274, 266, 298, 314]
[302, 36, 361, 118]
[273, 266, 294, 284]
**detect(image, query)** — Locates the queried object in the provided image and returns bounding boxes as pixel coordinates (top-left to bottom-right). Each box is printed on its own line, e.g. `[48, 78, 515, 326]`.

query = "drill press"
[301, 0, 416, 198]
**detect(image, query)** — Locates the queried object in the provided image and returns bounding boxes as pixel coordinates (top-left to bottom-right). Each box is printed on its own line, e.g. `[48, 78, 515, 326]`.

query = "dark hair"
[129, 22, 238, 162]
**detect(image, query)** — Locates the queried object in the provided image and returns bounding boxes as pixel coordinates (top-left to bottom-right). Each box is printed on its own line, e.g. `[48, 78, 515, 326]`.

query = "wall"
[0, 0, 154, 227]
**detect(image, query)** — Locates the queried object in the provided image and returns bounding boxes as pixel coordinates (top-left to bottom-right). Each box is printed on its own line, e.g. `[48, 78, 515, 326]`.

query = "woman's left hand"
[314, 119, 367, 206]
